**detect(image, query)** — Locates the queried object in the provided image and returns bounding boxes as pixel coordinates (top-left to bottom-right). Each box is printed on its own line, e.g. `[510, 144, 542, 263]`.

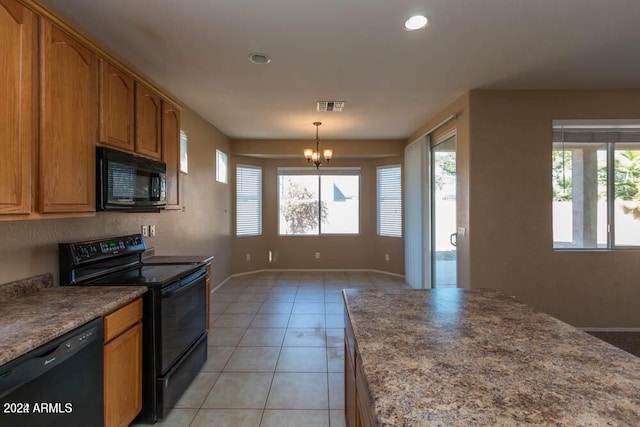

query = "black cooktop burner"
[88, 264, 201, 287]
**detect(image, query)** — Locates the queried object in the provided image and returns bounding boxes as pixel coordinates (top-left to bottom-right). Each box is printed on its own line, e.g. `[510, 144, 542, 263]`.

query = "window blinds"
[377, 165, 402, 237]
[552, 120, 640, 143]
[236, 165, 262, 236]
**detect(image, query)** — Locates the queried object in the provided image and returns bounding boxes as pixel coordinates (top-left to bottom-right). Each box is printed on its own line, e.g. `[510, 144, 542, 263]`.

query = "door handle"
[449, 232, 457, 247]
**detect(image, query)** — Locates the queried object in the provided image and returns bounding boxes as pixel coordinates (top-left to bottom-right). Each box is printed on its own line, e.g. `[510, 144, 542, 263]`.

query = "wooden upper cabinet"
[100, 59, 135, 151]
[135, 83, 162, 160]
[162, 100, 181, 208]
[39, 19, 98, 213]
[0, 0, 35, 215]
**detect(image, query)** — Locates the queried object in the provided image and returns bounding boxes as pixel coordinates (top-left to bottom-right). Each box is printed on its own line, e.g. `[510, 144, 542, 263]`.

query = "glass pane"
[279, 175, 320, 235]
[614, 144, 640, 246]
[216, 150, 228, 183]
[320, 175, 359, 234]
[432, 136, 457, 288]
[552, 142, 607, 248]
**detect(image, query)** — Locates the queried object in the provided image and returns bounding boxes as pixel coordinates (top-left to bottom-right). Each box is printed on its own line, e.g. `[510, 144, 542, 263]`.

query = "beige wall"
[230, 138, 405, 275]
[0, 107, 232, 287]
[467, 90, 640, 327]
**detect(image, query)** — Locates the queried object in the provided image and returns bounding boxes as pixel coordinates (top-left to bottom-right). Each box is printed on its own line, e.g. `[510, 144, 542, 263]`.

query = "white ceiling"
[38, 0, 640, 140]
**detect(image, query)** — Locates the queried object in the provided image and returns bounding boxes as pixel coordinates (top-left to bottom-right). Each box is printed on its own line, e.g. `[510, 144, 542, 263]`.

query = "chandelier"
[303, 122, 333, 169]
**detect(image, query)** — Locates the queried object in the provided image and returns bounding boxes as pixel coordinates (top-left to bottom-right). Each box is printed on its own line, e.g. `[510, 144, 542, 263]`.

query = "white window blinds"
[236, 165, 262, 236]
[377, 165, 402, 237]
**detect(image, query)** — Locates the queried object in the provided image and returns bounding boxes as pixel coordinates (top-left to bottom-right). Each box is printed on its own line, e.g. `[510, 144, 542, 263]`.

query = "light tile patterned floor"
[133, 271, 406, 427]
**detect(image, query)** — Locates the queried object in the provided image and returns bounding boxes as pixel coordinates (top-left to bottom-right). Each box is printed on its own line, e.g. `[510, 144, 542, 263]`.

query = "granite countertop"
[343, 288, 640, 426]
[0, 285, 147, 366]
[142, 255, 214, 264]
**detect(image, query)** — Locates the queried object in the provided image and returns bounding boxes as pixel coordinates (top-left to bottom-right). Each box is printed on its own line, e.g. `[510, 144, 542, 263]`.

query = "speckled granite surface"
[343, 288, 640, 426]
[0, 273, 54, 302]
[0, 286, 146, 366]
[142, 255, 213, 264]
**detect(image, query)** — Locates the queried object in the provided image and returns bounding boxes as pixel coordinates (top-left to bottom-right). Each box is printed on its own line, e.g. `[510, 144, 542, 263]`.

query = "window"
[236, 165, 262, 236]
[377, 165, 402, 237]
[216, 149, 228, 183]
[180, 129, 188, 173]
[278, 168, 360, 235]
[552, 120, 640, 248]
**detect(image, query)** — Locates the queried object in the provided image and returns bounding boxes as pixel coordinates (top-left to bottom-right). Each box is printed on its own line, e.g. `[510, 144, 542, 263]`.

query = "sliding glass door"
[431, 134, 457, 288]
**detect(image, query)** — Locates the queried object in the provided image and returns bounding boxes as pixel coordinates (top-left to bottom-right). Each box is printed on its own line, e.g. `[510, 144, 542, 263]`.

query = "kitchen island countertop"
[343, 288, 640, 426]
[0, 286, 146, 366]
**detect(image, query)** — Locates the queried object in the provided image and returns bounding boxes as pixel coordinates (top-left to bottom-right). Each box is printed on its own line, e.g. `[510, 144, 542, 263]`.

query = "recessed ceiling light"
[404, 15, 429, 31]
[248, 53, 271, 64]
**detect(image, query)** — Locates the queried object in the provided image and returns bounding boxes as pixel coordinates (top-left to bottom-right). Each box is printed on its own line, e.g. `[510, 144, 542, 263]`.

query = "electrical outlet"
[141, 225, 149, 237]
[315, 252, 320, 259]
[149, 225, 156, 237]
[246, 254, 251, 261]
[384, 254, 390, 262]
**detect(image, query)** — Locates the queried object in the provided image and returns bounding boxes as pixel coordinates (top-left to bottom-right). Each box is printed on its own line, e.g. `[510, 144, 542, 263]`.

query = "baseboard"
[579, 327, 640, 332]
[211, 268, 404, 292]
[211, 275, 232, 293]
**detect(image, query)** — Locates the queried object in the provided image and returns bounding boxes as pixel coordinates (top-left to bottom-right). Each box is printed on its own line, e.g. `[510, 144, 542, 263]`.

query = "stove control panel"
[62, 234, 147, 263]
[99, 240, 126, 254]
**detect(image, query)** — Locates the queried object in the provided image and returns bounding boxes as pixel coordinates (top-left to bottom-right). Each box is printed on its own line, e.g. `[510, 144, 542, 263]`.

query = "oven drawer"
[156, 332, 207, 418]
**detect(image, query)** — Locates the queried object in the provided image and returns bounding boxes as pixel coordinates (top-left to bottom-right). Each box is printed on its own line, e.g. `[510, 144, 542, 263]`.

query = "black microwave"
[96, 147, 167, 211]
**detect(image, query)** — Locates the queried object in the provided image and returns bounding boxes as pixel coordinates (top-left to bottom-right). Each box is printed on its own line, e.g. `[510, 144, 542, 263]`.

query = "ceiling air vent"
[317, 101, 345, 112]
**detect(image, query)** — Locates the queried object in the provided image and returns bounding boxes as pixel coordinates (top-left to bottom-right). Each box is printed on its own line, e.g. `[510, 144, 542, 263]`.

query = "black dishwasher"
[0, 317, 104, 427]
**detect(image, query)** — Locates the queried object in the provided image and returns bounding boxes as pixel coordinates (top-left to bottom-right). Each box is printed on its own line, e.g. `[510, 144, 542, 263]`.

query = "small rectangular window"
[216, 150, 228, 183]
[236, 165, 262, 236]
[180, 129, 188, 173]
[377, 165, 402, 237]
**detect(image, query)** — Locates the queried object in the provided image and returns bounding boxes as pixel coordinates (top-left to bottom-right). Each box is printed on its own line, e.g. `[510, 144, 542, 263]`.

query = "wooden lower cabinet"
[345, 312, 375, 427]
[345, 340, 358, 427]
[104, 298, 142, 427]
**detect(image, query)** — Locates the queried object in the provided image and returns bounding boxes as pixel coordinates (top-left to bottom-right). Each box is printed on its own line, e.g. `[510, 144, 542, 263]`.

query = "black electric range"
[59, 234, 208, 423]
[88, 264, 204, 287]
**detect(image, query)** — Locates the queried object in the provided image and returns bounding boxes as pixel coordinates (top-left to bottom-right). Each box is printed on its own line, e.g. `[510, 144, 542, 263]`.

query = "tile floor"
[134, 271, 406, 427]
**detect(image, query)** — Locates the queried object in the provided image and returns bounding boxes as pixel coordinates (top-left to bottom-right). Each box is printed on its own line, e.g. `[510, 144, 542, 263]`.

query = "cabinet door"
[104, 322, 142, 427]
[0, 0, 35, 214]
[135, 83, 161, 160]
[345, 340, 358, 427]
[39, 20, 97, 213]
[162, 100, 181, 207]
[100, 59, 135, 151]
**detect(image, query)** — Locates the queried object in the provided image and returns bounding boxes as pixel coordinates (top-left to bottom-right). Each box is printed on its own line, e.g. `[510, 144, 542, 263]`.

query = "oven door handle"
[161, 270, 206, 298]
